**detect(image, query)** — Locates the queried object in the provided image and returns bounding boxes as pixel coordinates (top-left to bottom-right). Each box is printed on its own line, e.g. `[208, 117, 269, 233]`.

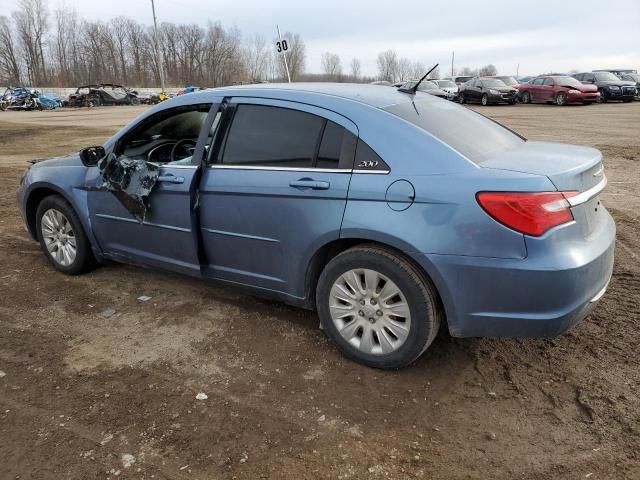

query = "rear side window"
[543, 78, 554, 86]
[384, 99, 524, 164]
[316, 121, 344, 169]
[221, 104, 324, 168]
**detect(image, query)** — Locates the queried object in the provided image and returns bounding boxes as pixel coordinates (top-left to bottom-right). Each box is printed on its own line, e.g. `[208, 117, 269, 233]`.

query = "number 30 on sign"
[275, 39, 289, 54]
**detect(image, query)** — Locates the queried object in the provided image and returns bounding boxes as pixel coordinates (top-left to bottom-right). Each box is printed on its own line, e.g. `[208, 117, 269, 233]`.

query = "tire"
[555, 92, 567, 106]
[316, 245, 442, 369]
[481, 94, 489, 106]
[458, 93, 466, 104]
[521, 91, 531, 104]
[129, 96, 140, 106]
[623, 98, 633, 103]
[36, 195, 96, 275]
[598, 90, 607, 103]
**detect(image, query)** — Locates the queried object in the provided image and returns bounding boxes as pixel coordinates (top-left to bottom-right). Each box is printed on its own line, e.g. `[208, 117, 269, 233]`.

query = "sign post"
[276, 25, 292, 83]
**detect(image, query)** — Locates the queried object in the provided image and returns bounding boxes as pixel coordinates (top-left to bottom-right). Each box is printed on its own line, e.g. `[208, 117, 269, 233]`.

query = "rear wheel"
[521, 91, 531, 104]
[555, 92, 567, 106]
[36, 195, 96, 275]
[481, 94, 489, 106]
[316, 245, 441, 369]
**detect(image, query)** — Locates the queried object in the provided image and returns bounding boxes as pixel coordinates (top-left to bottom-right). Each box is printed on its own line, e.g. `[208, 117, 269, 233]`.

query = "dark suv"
[572, 72, 636, 103]
[619, 73, 640, 100]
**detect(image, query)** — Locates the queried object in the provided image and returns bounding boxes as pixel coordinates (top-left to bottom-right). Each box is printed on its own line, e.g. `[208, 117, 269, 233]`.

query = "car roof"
[183, 83, 425, 109]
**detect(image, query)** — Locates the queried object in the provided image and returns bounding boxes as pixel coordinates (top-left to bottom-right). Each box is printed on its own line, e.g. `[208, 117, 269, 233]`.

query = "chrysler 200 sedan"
[17, 84, 615, 369]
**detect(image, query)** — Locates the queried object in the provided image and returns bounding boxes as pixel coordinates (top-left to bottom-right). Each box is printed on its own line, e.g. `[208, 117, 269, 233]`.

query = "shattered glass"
[98, 155, 160, 222]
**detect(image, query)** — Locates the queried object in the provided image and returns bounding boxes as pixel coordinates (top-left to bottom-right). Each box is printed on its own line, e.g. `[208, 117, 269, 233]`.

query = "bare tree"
[376, 50, 398, 82]
[0, 16, 22, 84]
[478, 64, 498, 76]
[410, 61, 426, 79]
[321, 52, 342, 79]
[276, 32, 305, 81]
[244, 34, 268, 82]
[350, 57, 361, 80]
[13, 0, 49, 85]
[427, 66, 441, 79]
[397, 57, 412, 81]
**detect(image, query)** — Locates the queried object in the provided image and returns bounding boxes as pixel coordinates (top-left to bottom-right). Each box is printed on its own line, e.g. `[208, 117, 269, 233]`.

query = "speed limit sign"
[275, 38, 289, 54]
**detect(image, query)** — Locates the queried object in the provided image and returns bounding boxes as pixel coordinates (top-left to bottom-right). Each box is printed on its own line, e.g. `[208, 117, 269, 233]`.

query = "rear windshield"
[384, 98, 524, 163]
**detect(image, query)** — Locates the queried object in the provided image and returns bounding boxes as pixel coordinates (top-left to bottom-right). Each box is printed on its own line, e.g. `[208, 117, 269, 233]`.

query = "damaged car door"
[87, 102, 221, 275]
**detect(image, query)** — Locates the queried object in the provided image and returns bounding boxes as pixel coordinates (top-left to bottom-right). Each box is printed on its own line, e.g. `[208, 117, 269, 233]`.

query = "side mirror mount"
[79, 146, 106, 167]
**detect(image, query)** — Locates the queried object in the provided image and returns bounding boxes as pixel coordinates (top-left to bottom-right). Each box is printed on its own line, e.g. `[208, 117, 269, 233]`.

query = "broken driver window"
[99, 104, 212, 222]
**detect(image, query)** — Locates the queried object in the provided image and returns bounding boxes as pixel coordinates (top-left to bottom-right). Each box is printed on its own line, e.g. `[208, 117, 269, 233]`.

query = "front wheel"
[36, 195, 96, 275]
[316, 245, 441, 369]
[458, 93, 466, 104]
[481, 93, 489, 106]
[598, 90, 607, 103]
[555, 92, 567, 106]
[521, 91, 531, 104]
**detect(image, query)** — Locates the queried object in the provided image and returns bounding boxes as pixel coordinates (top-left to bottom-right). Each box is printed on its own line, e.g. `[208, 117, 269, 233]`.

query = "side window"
[221, 105, 324, 168]
[354, 139, 389, 172]
[116, 104, 211, 164]
[316, 121, 345, 169]
[585, 74, 594, 82]
[543, 78, 554, 86]
[574, 74, 583, 81]
[532, 78, 544, 85]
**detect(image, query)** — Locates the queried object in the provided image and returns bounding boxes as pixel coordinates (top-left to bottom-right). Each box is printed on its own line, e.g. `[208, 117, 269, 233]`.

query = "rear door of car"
[198, 97, 358, 298]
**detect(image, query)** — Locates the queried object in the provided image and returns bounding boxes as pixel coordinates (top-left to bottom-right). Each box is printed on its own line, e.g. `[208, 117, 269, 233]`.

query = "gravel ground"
[0, 102, 638, 480]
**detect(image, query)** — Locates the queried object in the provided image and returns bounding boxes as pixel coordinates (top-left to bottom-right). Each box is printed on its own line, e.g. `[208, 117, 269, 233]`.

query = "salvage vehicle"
[17, 84, 615, 369]
[572, 72, 636, 103]
[458, 77, 518, 105]
[618, 73, 640, 100]
[66, 84, 140, 107]
[519, 76, 600, 105]
[432, 79, 459, 99]
[399, 80, 450, 99]
[0, 86, 43, 111]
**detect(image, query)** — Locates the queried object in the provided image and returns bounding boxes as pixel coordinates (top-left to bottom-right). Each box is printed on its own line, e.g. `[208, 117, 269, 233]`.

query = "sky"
[5, 0, 640, 77]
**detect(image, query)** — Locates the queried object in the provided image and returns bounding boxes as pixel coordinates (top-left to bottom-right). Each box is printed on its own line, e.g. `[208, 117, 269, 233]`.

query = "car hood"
[29, 153, 83, 169]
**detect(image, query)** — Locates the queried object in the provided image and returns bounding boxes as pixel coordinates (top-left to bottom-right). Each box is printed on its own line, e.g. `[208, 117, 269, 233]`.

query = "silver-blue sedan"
[16, 83, 615, 368]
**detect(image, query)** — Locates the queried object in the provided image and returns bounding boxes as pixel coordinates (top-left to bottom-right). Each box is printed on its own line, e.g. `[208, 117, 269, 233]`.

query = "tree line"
[0, 0, 498, 88]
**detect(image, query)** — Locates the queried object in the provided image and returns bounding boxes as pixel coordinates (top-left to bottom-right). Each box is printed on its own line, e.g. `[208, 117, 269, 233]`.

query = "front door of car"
[541, 77, 555, 101]
[198, 98, 357, 299]
[87, 101, 221, 276]
[468, 79, 481, 101]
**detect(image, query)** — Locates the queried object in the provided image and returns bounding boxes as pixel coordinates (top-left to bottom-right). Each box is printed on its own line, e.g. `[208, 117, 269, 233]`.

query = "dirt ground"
[0, 103, 638, 480]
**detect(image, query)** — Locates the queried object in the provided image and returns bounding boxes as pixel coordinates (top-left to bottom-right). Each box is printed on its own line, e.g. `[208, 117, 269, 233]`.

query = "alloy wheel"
[40, 209, 77, 267]
[328, 268, 412, 355]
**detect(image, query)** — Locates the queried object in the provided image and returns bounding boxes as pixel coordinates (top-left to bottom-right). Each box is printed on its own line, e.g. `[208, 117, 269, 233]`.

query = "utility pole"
[277, 25, 291, 83]
[151, 0, 166, 93]
[451, 51, 455, 78]
[516, 63, 520, 78]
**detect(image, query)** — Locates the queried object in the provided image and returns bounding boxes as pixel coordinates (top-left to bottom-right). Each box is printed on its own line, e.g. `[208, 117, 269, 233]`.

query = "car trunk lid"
[480, 140, 603, 192]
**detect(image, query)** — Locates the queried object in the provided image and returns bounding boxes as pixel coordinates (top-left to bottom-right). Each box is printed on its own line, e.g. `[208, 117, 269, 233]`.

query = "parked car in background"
[519, 76, 600, 105]
[593, 69, 637, 77]
[518, 76, 535, 84]
[452, 76, 473, 86]
[17, 83, 614, 369]
[399, 80, 450, 99]
[572, 72, 636, 103]
[619, 73, 640, 100]
[66, 84, 140, 107]
[177, 86, 202, 95]
[458, 77, 518, 105]
[432, 79, 459, 99]
[492, 76, 520, 89]
[370, 81, 392, 86]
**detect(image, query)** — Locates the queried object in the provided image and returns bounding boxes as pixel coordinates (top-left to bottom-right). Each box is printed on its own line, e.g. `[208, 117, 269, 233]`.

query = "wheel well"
[25, 188, 60, 239]
[304, 238, 445, 317]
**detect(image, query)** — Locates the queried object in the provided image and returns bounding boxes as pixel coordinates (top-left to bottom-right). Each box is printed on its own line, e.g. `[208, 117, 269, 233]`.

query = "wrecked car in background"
[65, 84, 140, 107]
[17, 84, 615, 369]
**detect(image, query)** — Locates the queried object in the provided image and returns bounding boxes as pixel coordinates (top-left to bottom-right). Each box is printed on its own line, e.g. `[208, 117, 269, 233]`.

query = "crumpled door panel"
[99, 155, 159, 222]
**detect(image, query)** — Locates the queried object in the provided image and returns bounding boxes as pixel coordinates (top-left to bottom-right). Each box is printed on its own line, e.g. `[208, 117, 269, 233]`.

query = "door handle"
[289, 179, 330, 190]
[157, 174, 185, 184]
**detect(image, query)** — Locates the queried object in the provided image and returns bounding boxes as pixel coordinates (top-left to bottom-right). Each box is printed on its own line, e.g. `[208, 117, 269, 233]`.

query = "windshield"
[483, 79, 507, 88]
[436, 80, 456, 88]
[593, 72, 620, 82]
[497, 76, 518, 86]
[456, 76, 472, 83]
[554, 76, 583, 88]
[385, 99, 524, 164]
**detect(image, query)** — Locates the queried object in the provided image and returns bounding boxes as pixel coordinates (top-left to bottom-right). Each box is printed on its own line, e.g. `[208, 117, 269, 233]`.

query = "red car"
[519, 75, 600, 105]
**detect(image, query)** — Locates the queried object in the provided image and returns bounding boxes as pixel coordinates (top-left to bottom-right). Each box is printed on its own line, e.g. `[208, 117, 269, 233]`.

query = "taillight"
[476, 191, 578, 236]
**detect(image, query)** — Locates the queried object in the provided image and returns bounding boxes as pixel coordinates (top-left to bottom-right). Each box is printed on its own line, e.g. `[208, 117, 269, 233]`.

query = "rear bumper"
[412, 210, 616, 338]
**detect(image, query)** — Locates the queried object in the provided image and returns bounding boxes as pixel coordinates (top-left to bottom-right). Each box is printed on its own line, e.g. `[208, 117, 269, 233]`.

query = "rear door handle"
[289, 179, 330, 190]
[157, 174, 185, 184]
